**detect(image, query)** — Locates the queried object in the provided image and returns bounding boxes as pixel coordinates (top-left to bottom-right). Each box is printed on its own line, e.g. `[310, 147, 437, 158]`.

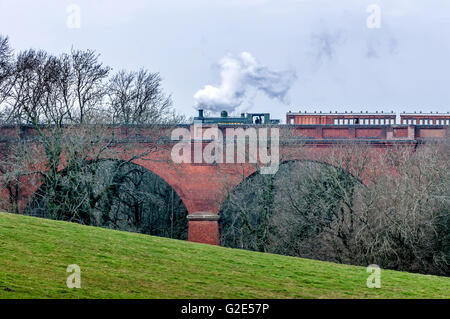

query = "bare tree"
[220, 139, 450, 276]
[0, 36, 192, 243]
[107, 69, 183, 124]
[0, 49, 48, 124]
[0, 35, 13, 109]
[0, 35, 10, 72]
[351, 139, 450, 275]
[69, 49, 111, 124]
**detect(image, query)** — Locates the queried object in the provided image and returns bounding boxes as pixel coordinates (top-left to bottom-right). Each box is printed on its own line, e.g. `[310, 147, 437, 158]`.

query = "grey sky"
[0, 0, 449, 122]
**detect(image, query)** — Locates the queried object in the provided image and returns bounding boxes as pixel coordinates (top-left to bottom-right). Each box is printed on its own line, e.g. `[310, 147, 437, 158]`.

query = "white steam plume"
[194, 52, 296, 113]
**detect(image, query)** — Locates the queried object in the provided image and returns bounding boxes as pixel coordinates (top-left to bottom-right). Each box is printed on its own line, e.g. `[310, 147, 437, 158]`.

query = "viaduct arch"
[0, 123, 447, 245]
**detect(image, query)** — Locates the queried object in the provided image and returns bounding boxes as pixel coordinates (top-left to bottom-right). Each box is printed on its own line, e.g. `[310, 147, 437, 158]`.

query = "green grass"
[0, 212, 449, 299]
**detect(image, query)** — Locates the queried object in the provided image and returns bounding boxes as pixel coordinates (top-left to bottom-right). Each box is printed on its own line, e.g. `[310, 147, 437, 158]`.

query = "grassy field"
[0, 212, 449, 299]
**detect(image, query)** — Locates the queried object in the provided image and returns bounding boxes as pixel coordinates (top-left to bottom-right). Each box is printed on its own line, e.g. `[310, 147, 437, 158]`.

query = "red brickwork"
[0, 124, 448, 245]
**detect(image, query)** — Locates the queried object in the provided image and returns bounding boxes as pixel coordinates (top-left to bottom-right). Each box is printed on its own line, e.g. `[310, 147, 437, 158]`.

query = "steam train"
[194, 109, 450, 126]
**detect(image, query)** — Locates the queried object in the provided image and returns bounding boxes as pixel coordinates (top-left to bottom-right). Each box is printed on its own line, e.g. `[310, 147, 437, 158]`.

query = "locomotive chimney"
[198, 109, 204, 118]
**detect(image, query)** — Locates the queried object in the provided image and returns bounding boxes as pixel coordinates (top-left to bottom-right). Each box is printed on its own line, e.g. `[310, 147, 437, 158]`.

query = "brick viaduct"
[0, 123, 448, 245]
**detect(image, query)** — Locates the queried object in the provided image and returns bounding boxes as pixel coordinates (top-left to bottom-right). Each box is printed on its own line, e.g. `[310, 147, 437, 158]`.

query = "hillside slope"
[0, 212, 449, 299]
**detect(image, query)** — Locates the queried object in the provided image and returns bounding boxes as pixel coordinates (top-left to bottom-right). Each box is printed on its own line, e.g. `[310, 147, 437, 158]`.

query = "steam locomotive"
[194, 109, 450, 126]
[194, 109, 280, 125]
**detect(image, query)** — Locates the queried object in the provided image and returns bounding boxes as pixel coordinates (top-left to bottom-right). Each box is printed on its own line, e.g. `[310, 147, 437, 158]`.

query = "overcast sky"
[0, 0, 449, 121]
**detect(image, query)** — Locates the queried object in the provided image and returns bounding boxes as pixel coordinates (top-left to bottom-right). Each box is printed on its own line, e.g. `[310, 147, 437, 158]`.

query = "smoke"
[366, 35, 399, 59]
[311, 30, 346, 63]
[194, 52, 296, 113]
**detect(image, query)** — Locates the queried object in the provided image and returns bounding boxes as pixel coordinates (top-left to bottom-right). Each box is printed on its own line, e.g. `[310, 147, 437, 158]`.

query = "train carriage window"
[420, 119, 423, 125]
[380, 119, 384, 125]
[339, 119, 344, 125]
[375, 119, 379, 124]
[446, 119, 450, 125]
[425, 119, 429, 125]
[430, 119, 434, 125]
[349, 119, 354, 124]
[370, 119, 374, 125]
[344, 119, 348, 125]
[413, 119, 417, 125]
[289, 118, 294, 124]
[334, 119, 338, 125]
